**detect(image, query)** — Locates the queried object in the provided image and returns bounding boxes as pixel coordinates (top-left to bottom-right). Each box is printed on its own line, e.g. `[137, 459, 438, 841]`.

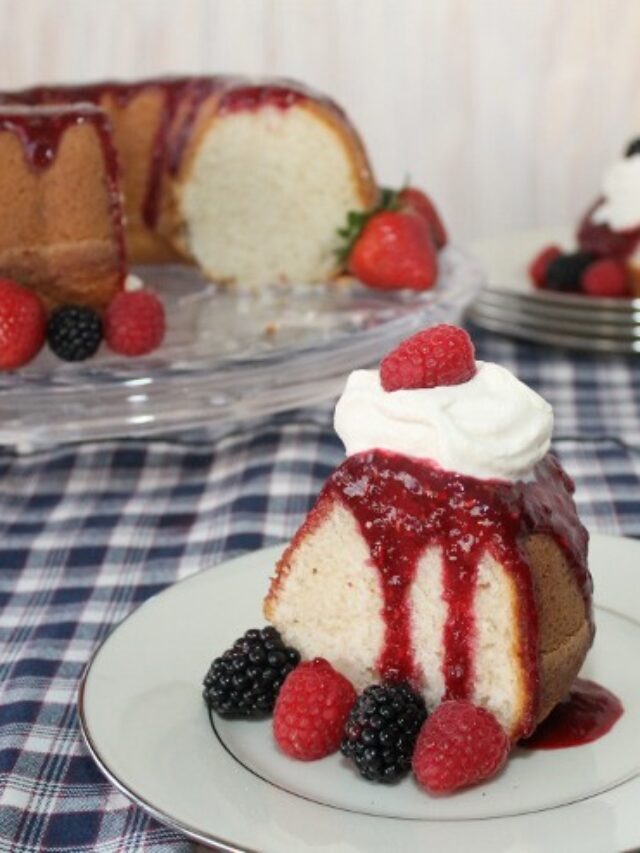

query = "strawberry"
[398, 187, 447, 249]
[104, 290, 165, 357]
[0, 278, 46, 369]
[581, 258, 630, 298]
[273, 659, 356, 761]
[348, 211, 437, 291]
[380, 325, 476, 391]
[412, 701, 510, 794]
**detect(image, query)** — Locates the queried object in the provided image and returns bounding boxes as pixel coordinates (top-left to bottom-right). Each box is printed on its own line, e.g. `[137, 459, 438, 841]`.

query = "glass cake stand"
[0, 246, 484, 451]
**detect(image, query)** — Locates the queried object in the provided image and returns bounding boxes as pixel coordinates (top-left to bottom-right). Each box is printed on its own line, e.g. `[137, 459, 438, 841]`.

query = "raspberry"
[341, 682, 427, 783]
[0, 278, 46, 369]
[412, 701, 510, 794]
[581, 258, 630, 298]
[105, 290, 165, 357]
[380, 325, 476, 392]
[203, 626, 300, 718]
[273, 659, 357, 761]
[47, 305, 103, 362]
[528, 245, 562, 289]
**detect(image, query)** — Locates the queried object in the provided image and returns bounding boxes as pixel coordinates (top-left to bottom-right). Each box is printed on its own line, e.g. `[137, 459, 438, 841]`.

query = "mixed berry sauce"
[521, 678, 623, 749]
[326, 449, 592, 738]
[0, 104, 127, 278]
[577, 199, 640, 259]
[218, 84, 306, 114]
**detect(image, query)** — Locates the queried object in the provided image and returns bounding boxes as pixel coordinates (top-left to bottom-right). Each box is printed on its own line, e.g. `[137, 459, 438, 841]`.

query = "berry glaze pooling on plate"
[521, 678, 624, 750]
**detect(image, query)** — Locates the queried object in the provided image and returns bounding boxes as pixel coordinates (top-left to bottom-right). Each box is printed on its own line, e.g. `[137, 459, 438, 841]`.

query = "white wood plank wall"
[0, 0, 639, 243]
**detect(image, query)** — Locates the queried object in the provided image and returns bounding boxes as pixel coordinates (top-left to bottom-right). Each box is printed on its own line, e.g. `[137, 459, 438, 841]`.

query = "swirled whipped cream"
[334, 362, 553, 482]
[592, 155, 640, 232]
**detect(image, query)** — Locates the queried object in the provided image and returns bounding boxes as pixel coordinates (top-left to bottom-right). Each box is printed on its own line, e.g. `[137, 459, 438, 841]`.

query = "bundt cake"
[0, 104, 125, 311]
[1, 76, 377, 293]
[264, 332, 593, 741]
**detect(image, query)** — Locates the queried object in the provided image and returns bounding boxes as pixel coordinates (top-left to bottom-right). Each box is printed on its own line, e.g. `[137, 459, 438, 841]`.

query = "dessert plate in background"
[467, 227, 640, 354]
[0, 246, 482, 452]
[79, 533, 640, 853]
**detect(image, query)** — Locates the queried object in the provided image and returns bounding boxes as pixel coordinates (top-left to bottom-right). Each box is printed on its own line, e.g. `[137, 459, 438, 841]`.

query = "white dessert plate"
[467, 227, 640, 353]
[79, 533, 640, 853]
[0, 246, 482, 451]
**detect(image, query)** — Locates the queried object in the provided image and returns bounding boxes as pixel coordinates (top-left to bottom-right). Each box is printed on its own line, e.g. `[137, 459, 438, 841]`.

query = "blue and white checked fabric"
[1, 326, 640, 852]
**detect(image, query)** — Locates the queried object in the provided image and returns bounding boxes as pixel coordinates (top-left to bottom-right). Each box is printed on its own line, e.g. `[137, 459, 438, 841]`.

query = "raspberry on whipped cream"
[334, 361, 553, 481]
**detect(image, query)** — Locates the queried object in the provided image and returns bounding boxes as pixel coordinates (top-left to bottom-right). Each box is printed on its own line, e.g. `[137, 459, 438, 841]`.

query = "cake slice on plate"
[264, 325, 593, 740]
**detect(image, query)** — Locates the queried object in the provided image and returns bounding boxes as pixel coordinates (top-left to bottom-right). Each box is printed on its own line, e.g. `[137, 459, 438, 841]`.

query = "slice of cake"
[264, 326, 593, 740]
[0, 104, 126, 311]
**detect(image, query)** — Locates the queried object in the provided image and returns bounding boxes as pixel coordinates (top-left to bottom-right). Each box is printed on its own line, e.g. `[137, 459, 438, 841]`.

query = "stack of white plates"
[467, 227, 640, 354]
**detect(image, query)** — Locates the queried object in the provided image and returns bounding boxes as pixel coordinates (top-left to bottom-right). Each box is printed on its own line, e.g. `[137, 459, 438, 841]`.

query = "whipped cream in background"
[334, 362, 553, 482]
[592, 155, 640, 232]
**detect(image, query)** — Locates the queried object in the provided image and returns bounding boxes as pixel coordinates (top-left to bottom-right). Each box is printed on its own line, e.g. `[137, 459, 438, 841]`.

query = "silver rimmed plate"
[467, 227, 640, 353]
[78, 534, 640, 853]
[0, 247, 483, 451]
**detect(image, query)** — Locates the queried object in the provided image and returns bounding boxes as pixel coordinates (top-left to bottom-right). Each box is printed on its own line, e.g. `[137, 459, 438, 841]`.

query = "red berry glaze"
[349, 210, 438, 291]
[581, 258, 630, 298]
[398, 187, 448, 249]
[0, 278, 46, 369]
[413, 701, 510, 794]
[577, 200, 640, 259]
[105, 290, 166, 357]
[521, 678, 623, 750]
[324, 450, 592, 736]
[529, 245, 562, 289]
[380, 325, 476, 392]
[273, 659, 356, 761]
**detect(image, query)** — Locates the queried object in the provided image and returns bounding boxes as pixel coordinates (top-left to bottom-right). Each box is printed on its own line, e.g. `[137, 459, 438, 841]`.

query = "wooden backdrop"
[1, 0, 639, 243]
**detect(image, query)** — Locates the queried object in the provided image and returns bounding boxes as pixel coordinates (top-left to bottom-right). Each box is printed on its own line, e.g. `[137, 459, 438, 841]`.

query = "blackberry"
[545, 252, 595, 293]
[341, 682, 427, 783]
[47, 305, 103, 361]
[203, 626, 300, 718]
[626, 137, 640, 158]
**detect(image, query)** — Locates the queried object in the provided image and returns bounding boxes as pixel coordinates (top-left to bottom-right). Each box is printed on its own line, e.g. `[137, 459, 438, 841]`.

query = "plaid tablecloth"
[2, 326, 640, 852]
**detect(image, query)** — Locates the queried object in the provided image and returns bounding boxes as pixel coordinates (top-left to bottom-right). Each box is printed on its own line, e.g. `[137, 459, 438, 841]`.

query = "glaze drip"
[218, 84, 306, 114]
[0, 104, 127, 278]
[0, 77, 213, 227]
[326, 450, 591, 738]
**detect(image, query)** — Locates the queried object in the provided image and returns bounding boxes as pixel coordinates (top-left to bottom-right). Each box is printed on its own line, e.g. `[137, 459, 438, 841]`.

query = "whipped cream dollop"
[592, 155, 640, 232]
[334, 362, 553, 482]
